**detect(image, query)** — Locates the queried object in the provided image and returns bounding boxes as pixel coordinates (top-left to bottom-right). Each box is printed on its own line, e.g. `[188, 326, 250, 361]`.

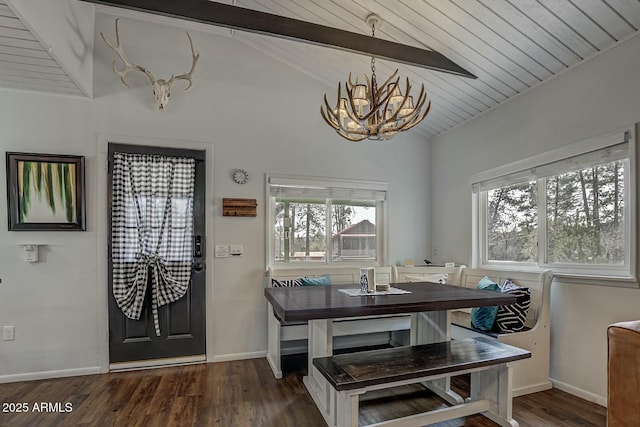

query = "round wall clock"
[233, 169, 249, 184]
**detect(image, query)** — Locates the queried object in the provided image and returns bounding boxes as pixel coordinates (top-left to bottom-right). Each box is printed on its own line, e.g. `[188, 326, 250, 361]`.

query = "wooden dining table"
[264, 281, 517, 426]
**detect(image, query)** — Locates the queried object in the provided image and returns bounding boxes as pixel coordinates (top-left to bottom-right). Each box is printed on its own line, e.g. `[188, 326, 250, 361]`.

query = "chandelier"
[321, 14, 431, 142]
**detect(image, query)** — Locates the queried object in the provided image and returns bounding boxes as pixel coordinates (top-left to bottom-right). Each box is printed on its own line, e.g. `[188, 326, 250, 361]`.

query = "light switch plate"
[214, 245, 229, 258]
[23, 244, 38, 262]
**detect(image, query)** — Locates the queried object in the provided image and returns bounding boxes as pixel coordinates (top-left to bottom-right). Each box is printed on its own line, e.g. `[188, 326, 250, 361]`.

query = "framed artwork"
[6, 152, 86, 231]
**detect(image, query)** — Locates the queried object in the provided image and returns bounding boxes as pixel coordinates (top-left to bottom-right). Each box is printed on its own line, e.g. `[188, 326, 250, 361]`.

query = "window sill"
[478, 262, 638, 288]
[552, 273, 638, 288]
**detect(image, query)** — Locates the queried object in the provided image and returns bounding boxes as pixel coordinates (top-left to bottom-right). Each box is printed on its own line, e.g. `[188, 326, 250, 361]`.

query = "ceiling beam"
[81, 0, 476, 78]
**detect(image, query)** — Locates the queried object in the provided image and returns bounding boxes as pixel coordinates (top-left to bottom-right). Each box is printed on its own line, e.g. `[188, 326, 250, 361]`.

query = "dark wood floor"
[0, 353, 606, 427]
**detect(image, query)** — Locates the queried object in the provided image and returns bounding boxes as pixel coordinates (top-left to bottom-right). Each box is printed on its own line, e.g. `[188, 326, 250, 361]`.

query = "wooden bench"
[451, 268, 554, 396]
[313, 337, 531, 427]
[266, 266, 408, 379]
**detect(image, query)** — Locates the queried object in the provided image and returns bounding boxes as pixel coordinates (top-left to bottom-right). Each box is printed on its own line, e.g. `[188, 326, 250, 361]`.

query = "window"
[267, 175, 386, 266]
[473, 129, 634, 279]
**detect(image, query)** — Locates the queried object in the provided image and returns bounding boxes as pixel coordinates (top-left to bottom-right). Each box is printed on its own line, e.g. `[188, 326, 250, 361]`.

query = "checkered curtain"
[111, 152, 195, 336]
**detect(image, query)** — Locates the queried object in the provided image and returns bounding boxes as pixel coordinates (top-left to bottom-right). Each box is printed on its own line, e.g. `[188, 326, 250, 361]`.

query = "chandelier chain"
[370, 21, 376, 76]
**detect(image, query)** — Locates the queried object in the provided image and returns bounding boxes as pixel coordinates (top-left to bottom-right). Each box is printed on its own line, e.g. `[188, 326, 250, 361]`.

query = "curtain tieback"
[136, 252, 181, 335]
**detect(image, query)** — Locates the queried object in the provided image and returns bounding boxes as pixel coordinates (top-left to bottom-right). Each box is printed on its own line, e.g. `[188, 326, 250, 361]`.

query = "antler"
[100, 18, 156, 87]
[167, 32, 200, 91]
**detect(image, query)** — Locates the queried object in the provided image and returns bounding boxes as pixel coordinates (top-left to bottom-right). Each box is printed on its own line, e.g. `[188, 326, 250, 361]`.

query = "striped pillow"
[495, 279, 531, 333]
[271, 278, 303, 287]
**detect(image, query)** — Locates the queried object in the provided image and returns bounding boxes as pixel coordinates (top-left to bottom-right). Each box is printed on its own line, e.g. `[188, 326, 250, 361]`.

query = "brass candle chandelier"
[321, 14, 431, 142]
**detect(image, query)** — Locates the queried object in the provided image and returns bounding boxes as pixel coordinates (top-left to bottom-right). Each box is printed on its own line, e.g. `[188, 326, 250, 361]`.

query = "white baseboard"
[0, 352, 267, 383]
[209, 350, 267, 363]
[513, 381, 552, 397]
[0, 367, 101, 384]
[550, 378, 607, 407]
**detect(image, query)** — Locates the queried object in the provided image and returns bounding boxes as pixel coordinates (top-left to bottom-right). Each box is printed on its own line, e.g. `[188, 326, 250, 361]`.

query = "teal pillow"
[300, 275, 332, 286]
[470, 276, 500, 331]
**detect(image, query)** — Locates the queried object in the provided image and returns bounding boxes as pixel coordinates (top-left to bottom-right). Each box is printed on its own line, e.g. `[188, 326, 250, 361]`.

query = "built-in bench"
[451, 268, 554, 396]
[266, 266, 407, 379]
[392, 265, 553, 396]
[313, 337, 531, 427]
[393, 264, 465, 286]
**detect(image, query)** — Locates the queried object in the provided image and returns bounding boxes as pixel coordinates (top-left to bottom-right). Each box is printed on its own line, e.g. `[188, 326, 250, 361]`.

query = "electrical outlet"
[229, 244, 244, 256]
[2, 325, 15, 341]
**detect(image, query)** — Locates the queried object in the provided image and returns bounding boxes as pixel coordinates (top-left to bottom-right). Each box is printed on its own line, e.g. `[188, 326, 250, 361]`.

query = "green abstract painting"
[18, 160, 77, 223]
[7, 153, 85, 231]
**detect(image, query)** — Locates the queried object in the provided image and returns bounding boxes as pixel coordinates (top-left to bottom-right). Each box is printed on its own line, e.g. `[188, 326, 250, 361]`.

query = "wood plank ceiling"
[229, 0, 640, 138]
[2, 1, 640, 137]
[0, 0, 84, 96]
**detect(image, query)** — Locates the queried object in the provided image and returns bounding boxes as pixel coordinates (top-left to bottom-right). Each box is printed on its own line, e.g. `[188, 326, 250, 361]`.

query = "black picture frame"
[6, 152, 86, 231]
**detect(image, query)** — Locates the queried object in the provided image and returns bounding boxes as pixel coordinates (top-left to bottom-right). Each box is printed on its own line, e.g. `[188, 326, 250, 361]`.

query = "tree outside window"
[546, 162, 625, 265]
[487, 181, 537, 263]
[483, 157, 627, 272]
[273, 199, 377, 263]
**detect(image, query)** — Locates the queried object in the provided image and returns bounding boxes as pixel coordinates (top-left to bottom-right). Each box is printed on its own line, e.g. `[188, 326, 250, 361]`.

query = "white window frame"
[265, 174, 387, 270]
[471, 126, 638, 286]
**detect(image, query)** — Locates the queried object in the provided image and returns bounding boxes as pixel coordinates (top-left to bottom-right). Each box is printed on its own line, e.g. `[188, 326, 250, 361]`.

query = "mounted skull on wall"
[101, 19, 200, 111]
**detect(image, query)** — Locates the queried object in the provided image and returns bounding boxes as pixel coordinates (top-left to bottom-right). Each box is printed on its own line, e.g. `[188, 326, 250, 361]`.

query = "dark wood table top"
[264, 282, 516, 323]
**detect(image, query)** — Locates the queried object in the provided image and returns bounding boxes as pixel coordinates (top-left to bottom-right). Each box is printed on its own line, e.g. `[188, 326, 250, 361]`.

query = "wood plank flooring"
[0, 353, 606, 427]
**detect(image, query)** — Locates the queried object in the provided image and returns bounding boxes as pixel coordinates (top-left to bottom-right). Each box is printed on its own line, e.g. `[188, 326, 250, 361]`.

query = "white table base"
[304, 311, 458, 426]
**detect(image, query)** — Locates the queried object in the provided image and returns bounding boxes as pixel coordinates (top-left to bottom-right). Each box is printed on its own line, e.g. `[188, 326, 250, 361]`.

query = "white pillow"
[403, 273, 448, 284]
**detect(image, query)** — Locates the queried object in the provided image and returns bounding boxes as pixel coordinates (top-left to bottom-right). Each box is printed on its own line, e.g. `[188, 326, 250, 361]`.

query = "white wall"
[0, 14, 431, 380]
[0, 92, 98, 380]
[430, 33, 640, 405]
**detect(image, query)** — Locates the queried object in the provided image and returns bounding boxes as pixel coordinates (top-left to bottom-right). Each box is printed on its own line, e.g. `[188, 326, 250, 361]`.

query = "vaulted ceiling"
[0, 0, 85, 96]
[2, 0, 640, 138]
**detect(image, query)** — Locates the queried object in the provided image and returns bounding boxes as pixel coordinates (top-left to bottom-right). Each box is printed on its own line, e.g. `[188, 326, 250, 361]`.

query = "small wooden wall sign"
[222, 198, 257, 217]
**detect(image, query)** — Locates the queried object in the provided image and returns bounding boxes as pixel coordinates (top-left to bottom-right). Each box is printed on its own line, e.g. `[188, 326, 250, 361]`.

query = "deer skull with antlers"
[101, 19, 200, 111]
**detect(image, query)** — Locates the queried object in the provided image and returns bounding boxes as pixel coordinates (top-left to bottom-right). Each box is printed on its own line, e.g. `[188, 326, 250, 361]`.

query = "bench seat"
[313, 337, 531, 427]
[452, 268, 553, 396]
[450, 310, 532, 338]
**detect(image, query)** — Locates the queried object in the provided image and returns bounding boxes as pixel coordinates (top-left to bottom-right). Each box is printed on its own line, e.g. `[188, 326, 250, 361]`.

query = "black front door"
[107, 143, 206, 363]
